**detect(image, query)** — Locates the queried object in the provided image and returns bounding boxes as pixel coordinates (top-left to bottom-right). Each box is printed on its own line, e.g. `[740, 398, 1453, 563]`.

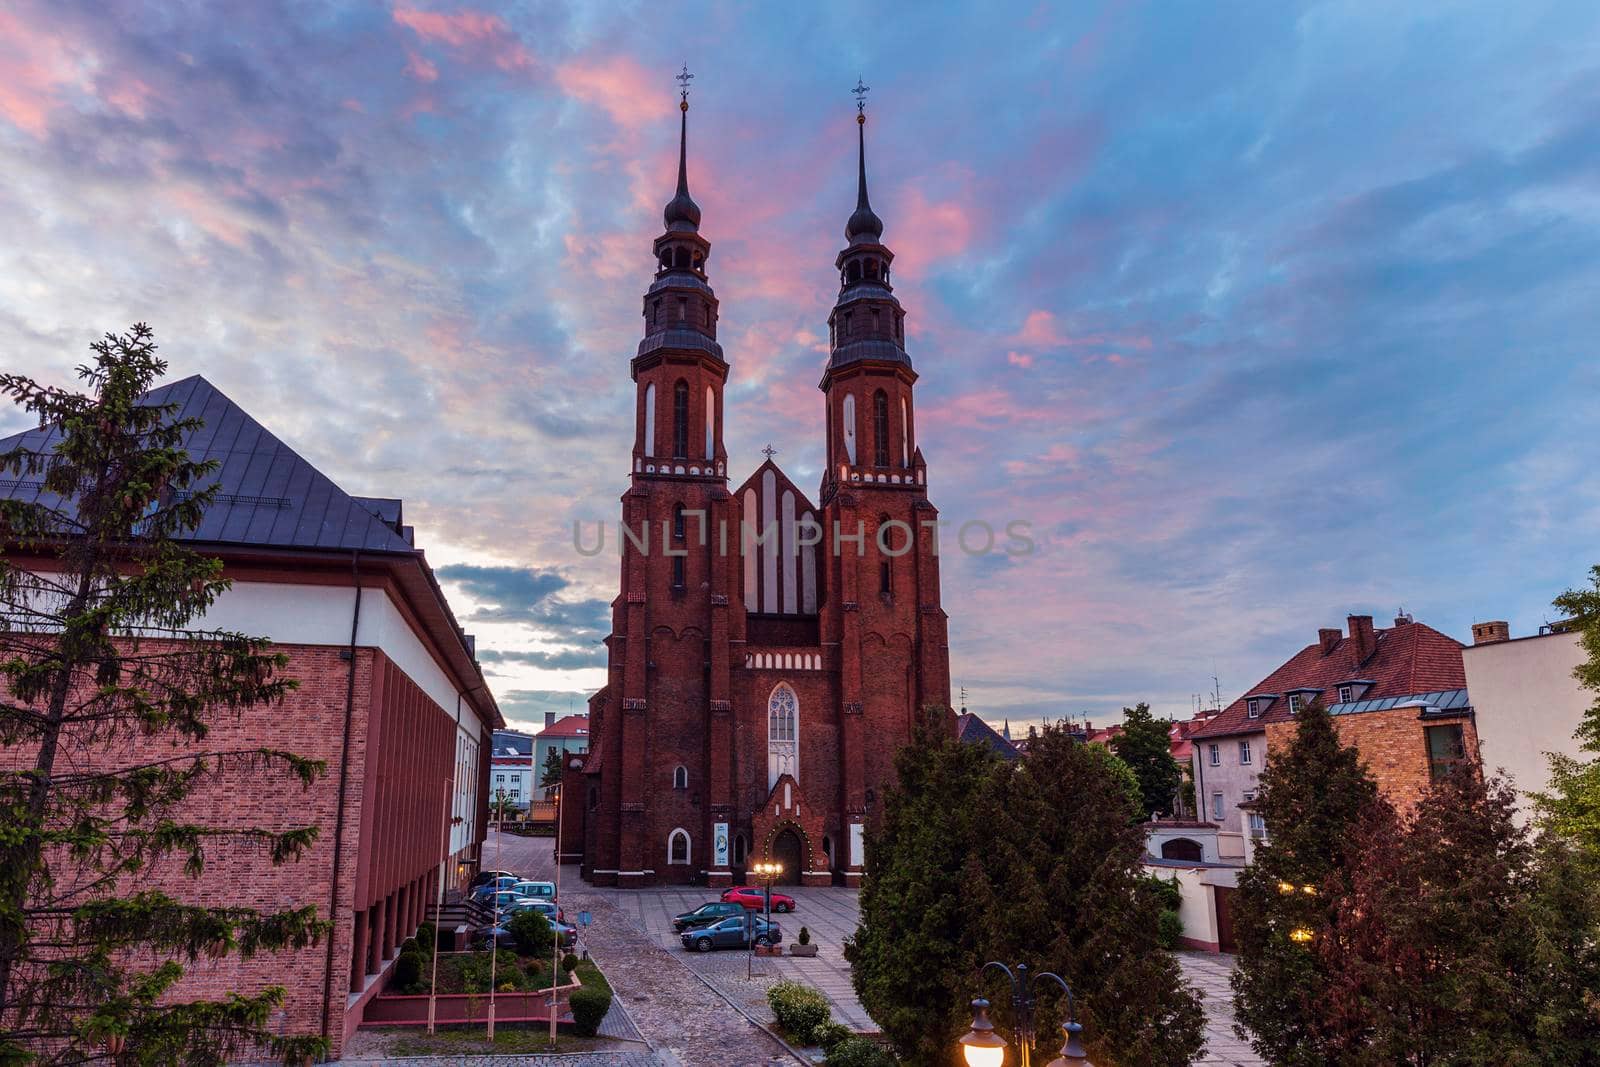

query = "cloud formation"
[2, 0, 1597, 727]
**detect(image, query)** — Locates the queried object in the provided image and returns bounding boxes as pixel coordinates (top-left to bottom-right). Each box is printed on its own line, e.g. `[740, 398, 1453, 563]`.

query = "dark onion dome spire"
[845, 78, 883, 245]
[663, 66, 701, 232]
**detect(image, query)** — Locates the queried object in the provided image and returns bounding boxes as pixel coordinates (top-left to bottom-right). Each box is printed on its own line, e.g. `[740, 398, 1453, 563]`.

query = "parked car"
[680, 915, 783, 953]
[470, 876, 520, 903]
[721, 886, 798, 912]
[475, 912, 577, 951]
[469, 869, 518, 890]
[510, 898, 567, 925]
[672, 901, 746, 933]
[509, 879, 556, 902]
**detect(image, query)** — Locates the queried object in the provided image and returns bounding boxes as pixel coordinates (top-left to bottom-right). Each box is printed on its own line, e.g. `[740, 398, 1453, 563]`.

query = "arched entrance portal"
[1160, 837, 1204, 862]
[772, 829, 804, 886]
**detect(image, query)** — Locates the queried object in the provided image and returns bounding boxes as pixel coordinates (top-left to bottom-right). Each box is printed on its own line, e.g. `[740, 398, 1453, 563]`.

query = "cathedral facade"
[576, 90, 952, 888]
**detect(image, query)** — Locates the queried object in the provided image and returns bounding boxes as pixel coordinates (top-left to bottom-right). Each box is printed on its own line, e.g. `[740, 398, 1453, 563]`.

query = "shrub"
[798, 926, 812, 945]
[767, 980, 831, 1044]
[392, 944, 425, 993]
[1157, 908, 1184, 949]
[507, 909, 555, 958]
[569, 985, 613, 1037]
[562, 952, 580, 975]
[415, 921, 437, 952]
[1143, 873, 1182, 912]
[813, 1021, 855, 1053]
[460, 949, 530, 994]
[826, 1036, 897, 1067]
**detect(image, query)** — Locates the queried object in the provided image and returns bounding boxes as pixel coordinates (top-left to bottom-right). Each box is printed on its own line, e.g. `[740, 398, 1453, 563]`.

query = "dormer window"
[1337, 685, 1353, 704]
[1246, 698, 1261, 719]
[1287, 693, 1302, 714]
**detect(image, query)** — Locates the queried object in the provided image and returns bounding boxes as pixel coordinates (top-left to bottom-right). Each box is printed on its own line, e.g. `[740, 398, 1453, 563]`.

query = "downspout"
[321, 551, 363, 1043]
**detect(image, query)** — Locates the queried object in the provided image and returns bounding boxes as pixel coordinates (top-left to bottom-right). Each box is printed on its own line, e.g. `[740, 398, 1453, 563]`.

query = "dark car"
[474, 913, 577, 951]
[680, 915, 782, 953]
[672, 901, 746, 933]
[721, 885, 798, 912]
[469, 869, 518, 890]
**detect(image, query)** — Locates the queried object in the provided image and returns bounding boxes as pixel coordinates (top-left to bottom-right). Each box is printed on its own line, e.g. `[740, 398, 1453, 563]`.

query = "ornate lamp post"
[958, 962, 1093, 1067]
[751, 860, 782, 926]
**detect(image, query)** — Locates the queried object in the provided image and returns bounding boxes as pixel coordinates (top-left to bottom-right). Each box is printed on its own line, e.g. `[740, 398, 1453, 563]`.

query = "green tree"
[540, 746, 563, 791]
[1109, 702, 1182, 819]
[506, 907, 555, 959]
[1318, 770, 1600, 1065]
[1538, 565, 1600, 864]
[846, 714, 998, 1064]
[847, 718, 1204, 1066]
[1231, 699, 1378, 1066]
[0, 326, 329, 1064]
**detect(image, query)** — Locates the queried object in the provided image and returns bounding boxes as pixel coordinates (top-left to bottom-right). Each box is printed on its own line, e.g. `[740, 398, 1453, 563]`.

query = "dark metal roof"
[956, 712, 1020, 761]
[636, 330, 725, 362]
[1328, 688, 1471, 717]
[0, 374, 417, 555]
[828, 338, 911, 369]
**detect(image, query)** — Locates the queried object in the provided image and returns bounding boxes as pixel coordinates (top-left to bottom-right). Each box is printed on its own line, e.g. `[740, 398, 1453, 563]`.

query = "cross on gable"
[761, 443, 779, 460]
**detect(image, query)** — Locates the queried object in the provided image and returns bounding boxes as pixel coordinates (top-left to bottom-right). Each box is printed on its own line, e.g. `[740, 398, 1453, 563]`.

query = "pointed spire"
[663, 65, 701, 232]
[845, 77, 883, 244]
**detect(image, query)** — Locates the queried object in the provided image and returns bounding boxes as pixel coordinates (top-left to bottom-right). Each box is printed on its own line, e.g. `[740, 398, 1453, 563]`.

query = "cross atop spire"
[662, 64, 701, 231]
[844, 77, 883, 245]
[852, 76, 870, 120]
[760, 443, 779, 460]
[677, 64, 694, 106]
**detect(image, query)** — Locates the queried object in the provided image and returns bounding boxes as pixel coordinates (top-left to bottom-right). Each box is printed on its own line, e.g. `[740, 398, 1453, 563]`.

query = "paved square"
[486, 830, 1264, 1065]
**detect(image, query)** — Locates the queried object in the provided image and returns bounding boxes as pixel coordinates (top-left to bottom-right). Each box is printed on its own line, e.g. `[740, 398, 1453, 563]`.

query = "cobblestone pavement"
[342, 1051, 663, 1066]
[484, 831, 1264, 1065]
[484, 832, 797, 1067]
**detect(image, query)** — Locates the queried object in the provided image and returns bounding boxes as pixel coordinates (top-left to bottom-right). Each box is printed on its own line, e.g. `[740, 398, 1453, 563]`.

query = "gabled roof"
[0, 375, 416, 554]
[956, 712, 1020, 760]
[539, 713, 589, 740]
[1193, 619, 1467, 740]
[733, 458, 818, 515]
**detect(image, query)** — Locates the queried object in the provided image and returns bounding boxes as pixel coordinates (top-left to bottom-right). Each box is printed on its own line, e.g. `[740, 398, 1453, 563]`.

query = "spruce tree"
[540, 746, 564, 792]
[1318, 770, 1600, 1065]
[1231, 698, 1377, 1065]
[0, 326, 329, 1064]
[1109, 701, 1182, 819]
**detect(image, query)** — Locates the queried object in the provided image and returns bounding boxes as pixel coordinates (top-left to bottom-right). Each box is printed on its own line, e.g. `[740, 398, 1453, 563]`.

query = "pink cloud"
[890, 185, 974, 279]
[404, 50, 439, 83]
[392, 7, 535, 74]
[555, 55, 659, 130]
[0, 10, 81, 137]
[1007, 351, 1034, 368]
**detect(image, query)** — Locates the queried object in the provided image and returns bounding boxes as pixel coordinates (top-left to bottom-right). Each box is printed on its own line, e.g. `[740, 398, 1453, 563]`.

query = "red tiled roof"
[539, 713, 590, 739]
[1191, 619, 1466, 740]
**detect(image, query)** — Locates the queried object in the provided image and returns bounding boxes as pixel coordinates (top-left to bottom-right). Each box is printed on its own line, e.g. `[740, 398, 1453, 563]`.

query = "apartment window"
[1287, 693, 1302, 714]
[1242, 790, 1257, 802]
[495, 774, 505, 784]
[1338, 685, 1353, 704]
[1426, 724, 1467, 782]
[1246, 698, 1261, 719]
[1239, 740, 1252, 765]
[1208, 744, 1220, 767]
[1211, 792, 1224, 820]
[1248, 813, 1266, 838]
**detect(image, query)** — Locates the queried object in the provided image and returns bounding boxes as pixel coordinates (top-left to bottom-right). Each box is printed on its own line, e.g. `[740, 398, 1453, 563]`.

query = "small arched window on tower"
[673, 765, 688, 790]
[643, 383, 657, 458]
[900, 397, 910, 468]
[672, 555, 686, 590]
[873, 390, 890, 467]
[673, 503, 686, 540]
[652, 298, 662, 327]
[841, 394, 857, 464]
[704, 385, 715, 459]
[673, 380, 689, 458]
[676, 296, 687, 322]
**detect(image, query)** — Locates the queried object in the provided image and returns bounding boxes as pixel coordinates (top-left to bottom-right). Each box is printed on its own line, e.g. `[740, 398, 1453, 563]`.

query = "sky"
[2, 1, 1597, 733]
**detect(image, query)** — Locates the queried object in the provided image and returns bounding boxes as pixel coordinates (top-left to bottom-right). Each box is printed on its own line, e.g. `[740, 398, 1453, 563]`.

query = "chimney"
[1393, 612, 1413, 627]
[1472, 620, 1510, 645]
[544, 711, 556, 729]
[1318, 628, 1341, 654]
[1347, 614, 1375, 663]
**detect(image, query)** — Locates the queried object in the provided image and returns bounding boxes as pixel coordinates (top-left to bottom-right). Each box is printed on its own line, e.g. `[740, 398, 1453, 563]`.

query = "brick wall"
[1265, 710, 1479, 813]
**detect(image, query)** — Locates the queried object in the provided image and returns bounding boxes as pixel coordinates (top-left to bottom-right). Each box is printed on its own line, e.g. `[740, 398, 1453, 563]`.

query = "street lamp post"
[958, 962, 1093, 1067]
[747, 860, 782, 976]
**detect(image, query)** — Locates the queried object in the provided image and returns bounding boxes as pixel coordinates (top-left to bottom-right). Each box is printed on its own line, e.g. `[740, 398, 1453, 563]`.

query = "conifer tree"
[1109, 701, 1182, 819]
[1231, 699, 1377, 1065]
[1319, 770, 1600, 1065]
[0, 326, 329, 1064]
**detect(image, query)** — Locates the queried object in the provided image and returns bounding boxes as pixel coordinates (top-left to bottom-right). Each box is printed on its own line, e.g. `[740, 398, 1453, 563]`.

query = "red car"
[721, 886, 797, 912]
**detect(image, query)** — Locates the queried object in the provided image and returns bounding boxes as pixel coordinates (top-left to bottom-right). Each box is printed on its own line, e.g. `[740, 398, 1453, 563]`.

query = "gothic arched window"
[704, 385, 715, 459]
[673, 503, 686, 540]
[668, 828, 690, 865]
[900, 397, 910, 467]
[768, 684, 798, 790]
[672, 380, 689, 458]
[673, 765, 688, 790]
[873, 390, 890, 467]
[643, 383, 657, 458]
[841, 394, 857, 464]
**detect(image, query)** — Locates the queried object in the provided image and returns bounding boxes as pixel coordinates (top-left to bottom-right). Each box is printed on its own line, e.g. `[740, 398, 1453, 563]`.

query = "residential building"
[955, 711, 1020, 760]
[534, 713, 590, 798]
[579, 99, 952, 888]
[0, 376, 501, 1056]
[1190, 613, 1472, 859]
[1463, 619, 1588, 817]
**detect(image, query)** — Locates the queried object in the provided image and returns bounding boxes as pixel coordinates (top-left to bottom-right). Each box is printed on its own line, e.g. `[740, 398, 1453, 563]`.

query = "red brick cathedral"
[578, 88, 952, 888]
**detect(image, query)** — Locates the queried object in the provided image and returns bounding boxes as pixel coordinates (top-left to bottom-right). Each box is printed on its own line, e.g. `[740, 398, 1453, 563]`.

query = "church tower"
[815, 84, 952, 884]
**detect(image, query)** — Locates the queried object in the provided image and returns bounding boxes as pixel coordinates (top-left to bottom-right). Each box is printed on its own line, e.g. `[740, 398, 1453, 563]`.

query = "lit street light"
[959, 962, 1093, 1067]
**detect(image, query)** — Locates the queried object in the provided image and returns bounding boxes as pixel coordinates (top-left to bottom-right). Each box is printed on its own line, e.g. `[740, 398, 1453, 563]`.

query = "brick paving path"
[484, 831, 1266, 1065]
[341, 1052, 662, 1066]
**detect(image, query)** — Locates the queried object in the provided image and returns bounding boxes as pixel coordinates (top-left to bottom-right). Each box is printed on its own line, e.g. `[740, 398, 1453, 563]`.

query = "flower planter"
[362, 953, 583, 1028]
[788, 943, 819, 957]
[754, 944, 784, 957]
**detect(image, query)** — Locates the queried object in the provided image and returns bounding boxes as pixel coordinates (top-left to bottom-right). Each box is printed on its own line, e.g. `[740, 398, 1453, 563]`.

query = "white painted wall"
[1144, 864, 1218, 950]
[1464, 630, 1588, 817]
